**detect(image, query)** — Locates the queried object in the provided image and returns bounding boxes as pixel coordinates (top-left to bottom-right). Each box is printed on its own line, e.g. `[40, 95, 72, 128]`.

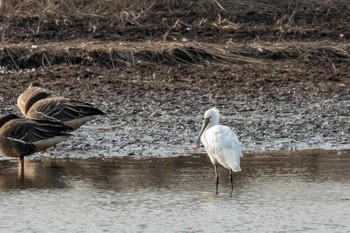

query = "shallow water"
[1, 150, 350, 232]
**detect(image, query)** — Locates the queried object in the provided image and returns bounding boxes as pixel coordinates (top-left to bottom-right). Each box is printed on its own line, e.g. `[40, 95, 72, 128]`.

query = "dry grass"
[0, 41, 224, 69]
[1, 0, 349, 40]
[1, 0, 348, 21]
[0, 0, 227, 17]
[1, 0, 350, 68]
[1, 41, 350, 70]
[0, 0, 235, 42]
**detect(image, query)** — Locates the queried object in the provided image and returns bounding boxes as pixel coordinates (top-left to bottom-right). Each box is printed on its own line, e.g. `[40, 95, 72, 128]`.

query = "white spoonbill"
[192, 107, 242, 194]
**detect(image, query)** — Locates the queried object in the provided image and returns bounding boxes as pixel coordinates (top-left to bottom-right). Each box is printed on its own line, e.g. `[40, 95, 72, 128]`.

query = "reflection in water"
[0, 159, 68, 190]
[0, 150, 350, 232]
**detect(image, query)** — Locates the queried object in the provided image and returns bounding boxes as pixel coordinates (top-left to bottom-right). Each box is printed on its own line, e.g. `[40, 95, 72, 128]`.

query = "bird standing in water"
[0, 114, 72, 171]
[192, 108, 242, 194]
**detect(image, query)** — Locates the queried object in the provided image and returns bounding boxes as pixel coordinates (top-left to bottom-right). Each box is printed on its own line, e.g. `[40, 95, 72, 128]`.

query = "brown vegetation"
[1, 0, 350, 69]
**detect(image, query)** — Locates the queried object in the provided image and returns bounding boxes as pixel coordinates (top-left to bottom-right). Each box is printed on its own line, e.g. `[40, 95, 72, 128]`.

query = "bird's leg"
[19, 156, 24, 169]
[214, 164, 219, 195]
[229, 169, 233, 193]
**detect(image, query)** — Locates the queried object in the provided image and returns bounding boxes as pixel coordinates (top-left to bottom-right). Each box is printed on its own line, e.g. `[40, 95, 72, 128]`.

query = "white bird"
[192, 108, 242, 194]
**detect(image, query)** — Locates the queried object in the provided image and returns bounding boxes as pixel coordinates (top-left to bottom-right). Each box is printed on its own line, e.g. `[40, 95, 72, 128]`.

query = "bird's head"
[191, 107, 220, 149]
[203, 107, 220, 126]
[29, 82, 41, 88]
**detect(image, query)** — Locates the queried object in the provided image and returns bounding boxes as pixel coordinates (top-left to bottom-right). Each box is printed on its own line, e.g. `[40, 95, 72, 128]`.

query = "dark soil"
[0, 0, 349, 158]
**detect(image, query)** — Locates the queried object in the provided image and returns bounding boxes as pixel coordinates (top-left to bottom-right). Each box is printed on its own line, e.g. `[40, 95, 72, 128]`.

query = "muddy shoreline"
[0, 61, 349, 158]
[1, 0, 350, 158]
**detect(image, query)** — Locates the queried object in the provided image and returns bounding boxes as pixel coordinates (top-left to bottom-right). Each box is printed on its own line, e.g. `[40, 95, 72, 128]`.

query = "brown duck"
[18, 83, 105, 130]
[17, 82, 53, 116]
[0, 114, 72, 168]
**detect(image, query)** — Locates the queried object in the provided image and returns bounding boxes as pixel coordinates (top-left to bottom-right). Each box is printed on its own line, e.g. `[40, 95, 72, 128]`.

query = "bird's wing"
[26, 97, 104, 122]
[1, 118, 72, 143]
[229, 130, 243, 158]
[204, 125, 242, 171]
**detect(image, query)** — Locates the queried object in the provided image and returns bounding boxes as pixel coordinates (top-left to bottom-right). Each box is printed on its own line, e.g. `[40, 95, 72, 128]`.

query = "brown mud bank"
[0, 0, 350, 158]
[0, 52, 349, 158]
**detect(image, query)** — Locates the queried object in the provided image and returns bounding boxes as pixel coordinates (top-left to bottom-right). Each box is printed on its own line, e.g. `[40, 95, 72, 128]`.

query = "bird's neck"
[206, 122, 217, 129]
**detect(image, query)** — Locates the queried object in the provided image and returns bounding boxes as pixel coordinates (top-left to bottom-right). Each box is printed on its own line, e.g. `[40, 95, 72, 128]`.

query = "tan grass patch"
[1, 41, 350, 70]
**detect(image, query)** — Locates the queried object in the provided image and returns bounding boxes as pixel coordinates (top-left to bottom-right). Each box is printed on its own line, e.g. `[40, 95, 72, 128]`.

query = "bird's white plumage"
[201, 125, 242, 172]
[200, 108, 242, 172]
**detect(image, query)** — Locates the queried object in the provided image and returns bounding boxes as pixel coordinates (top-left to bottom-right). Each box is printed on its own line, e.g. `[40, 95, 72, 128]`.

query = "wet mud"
[0, 61, 348, 158]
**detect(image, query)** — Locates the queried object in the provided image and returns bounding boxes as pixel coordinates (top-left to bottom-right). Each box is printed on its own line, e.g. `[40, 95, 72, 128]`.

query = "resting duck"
[17, 83, 105, 130]
[0, 114, 72, 169]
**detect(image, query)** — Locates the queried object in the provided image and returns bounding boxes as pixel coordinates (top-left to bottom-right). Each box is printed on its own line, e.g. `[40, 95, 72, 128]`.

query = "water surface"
[1, 150, 350, 232]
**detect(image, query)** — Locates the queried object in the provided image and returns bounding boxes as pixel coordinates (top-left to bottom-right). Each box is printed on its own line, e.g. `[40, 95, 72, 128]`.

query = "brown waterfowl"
[17, 82, 53, 116]
[26, 97, 105, 130]
[0, 114, 73, 169]
[18, 83, 105, 130]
